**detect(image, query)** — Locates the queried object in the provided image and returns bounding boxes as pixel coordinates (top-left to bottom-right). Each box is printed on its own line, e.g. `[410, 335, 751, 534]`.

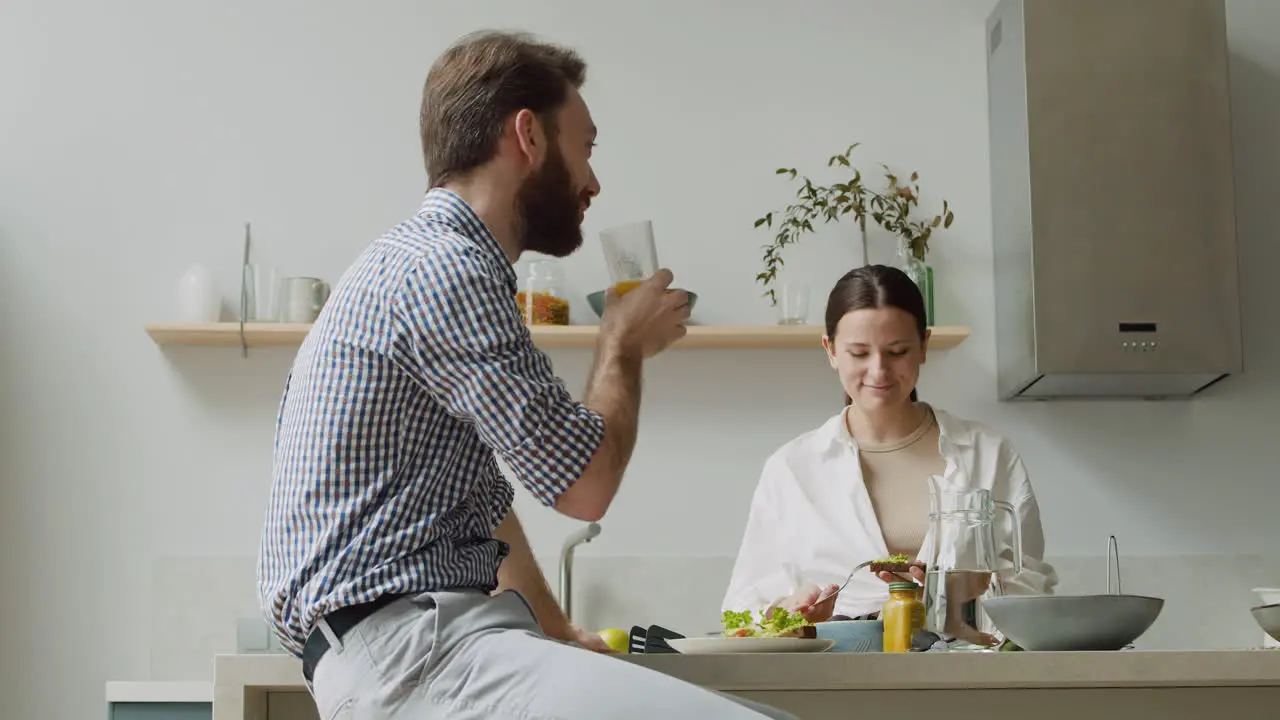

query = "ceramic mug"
[281, 277, 330, 323]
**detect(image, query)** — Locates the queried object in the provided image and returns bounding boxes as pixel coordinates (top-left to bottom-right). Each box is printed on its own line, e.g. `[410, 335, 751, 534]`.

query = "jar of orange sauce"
[882, 581, 925, 653]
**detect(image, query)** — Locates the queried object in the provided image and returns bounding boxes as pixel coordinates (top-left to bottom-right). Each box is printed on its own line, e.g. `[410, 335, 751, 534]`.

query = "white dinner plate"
[666, 637, 835, 654]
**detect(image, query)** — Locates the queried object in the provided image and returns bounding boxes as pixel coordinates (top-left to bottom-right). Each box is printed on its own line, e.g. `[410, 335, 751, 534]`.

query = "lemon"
[597, 627, 629, 653]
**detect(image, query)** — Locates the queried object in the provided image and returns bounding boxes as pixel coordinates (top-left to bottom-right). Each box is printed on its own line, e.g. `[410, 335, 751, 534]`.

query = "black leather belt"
[302, 594, 404, 682]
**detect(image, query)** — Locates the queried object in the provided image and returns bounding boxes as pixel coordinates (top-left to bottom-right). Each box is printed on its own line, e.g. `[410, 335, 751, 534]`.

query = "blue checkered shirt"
[256, 188, 606, 656]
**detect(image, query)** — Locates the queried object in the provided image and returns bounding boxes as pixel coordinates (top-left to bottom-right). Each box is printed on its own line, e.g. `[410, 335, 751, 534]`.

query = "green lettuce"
[721, 608, 812, 638]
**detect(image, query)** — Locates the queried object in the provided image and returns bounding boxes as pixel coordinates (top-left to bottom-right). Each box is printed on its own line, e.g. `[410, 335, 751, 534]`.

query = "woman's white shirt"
[720, 407, 1058, 619]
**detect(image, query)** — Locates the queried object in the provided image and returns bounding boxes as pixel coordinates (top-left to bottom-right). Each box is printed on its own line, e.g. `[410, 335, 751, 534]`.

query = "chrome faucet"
[557, 522, 601, 624]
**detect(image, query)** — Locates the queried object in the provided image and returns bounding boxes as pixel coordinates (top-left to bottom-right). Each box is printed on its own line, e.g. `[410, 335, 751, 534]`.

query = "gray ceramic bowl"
[1250, 602, 1280, 643]
[982, 594, 1164, 651]
[586, 290, 698, 318]
[815, 619, 883, 653]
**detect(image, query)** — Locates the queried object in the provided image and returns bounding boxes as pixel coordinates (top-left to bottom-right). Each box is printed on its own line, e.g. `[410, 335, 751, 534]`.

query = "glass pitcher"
[920, 488, 1023, 651]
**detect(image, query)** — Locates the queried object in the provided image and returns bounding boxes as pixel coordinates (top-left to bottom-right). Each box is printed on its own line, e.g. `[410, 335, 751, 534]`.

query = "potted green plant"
[753, 144, 872, 308]
[753, 144, 954, 326]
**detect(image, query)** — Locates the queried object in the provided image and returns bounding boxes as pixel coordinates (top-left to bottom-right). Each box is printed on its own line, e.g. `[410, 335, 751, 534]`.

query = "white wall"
[4, 0, 1280, 716]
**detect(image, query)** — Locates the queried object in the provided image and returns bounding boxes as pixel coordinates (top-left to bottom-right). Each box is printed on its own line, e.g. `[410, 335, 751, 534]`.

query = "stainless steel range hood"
[985, 0, 1243, 400]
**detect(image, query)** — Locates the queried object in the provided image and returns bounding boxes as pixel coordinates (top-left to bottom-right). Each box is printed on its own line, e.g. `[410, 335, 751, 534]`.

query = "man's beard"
[515, 145, 585, 258]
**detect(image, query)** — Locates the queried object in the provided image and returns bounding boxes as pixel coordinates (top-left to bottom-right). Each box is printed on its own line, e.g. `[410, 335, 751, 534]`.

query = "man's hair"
[420, 30, 587, 187]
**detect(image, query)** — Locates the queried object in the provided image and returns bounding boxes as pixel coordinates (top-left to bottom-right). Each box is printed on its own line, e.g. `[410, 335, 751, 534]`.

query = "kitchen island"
[213, 649, 1280, 720]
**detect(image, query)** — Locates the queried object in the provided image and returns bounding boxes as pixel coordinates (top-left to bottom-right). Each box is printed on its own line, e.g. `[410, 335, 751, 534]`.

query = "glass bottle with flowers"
[869, 165, 953, 326]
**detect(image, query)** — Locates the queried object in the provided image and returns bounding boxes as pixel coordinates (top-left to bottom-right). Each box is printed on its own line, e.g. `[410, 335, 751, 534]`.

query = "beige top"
[854, 407, 945, 557]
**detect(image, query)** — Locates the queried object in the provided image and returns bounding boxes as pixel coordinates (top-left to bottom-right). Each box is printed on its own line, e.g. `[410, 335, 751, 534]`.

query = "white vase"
[176, 263, 221, 323]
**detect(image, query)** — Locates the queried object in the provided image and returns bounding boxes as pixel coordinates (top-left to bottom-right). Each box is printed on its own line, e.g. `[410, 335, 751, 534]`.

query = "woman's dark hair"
[824, 264, 928, 406]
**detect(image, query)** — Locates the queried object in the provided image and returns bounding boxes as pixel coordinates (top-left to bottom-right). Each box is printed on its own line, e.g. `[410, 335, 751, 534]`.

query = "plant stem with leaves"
[868, 164, 954, 262]
[754, 144, 869, 305]
[754, 144, 955, 304]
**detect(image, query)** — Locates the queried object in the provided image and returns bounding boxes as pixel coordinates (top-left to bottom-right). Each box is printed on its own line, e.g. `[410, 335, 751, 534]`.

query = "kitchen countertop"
[214, 648, 1280, 694]
[212, 650, 1280, 719]
[618, 648, 1280, 690]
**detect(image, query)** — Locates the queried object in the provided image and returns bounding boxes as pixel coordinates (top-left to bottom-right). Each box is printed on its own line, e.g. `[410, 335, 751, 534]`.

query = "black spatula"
[626, 624, 686, 653]
[643, 624, 685, 654]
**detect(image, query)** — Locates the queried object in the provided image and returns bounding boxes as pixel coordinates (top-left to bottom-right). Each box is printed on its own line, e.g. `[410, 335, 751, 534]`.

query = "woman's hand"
[767, 582, 841, 623]
[873, 564, 999, 647]
[875, 562, 926, 586]
[941, 572, 999, 647]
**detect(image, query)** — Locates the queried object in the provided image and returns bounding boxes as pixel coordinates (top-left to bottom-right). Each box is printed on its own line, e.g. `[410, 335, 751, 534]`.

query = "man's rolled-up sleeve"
[392, 244, 605, 506]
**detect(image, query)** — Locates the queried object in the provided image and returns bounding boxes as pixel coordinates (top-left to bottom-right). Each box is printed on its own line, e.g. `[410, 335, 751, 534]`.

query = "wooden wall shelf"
[145, 323, 971, 352]
[146, 323, 313, 348]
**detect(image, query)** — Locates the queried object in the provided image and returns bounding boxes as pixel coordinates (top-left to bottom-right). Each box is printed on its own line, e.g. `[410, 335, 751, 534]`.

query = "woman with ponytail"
[721, 265, 1057, 629]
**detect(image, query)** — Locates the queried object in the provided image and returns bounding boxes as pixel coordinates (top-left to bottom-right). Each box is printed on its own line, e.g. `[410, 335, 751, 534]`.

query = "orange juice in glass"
[612, 280, 643, 296]
[600, 220, 659, 296]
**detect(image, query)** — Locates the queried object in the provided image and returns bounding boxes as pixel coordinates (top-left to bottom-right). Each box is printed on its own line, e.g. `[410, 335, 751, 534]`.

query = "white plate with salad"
[667, 637, 834, 654]
[667, 609, 835, 654]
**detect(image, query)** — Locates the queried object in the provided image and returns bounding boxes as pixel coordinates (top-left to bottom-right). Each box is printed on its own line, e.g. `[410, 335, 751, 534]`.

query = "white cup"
[280, 277, 331, 323]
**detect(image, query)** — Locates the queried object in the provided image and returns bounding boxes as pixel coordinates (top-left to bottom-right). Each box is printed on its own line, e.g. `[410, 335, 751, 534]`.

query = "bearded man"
[256, 29, 794, 720]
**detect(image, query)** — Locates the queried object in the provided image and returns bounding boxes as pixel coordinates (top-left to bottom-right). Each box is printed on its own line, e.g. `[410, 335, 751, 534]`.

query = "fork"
[812, 559, 876, 607]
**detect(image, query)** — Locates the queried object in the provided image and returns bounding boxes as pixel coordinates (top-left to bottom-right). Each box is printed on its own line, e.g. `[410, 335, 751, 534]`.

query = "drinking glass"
[600, 220, 659, 296]
[776, 282, 810, 325]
